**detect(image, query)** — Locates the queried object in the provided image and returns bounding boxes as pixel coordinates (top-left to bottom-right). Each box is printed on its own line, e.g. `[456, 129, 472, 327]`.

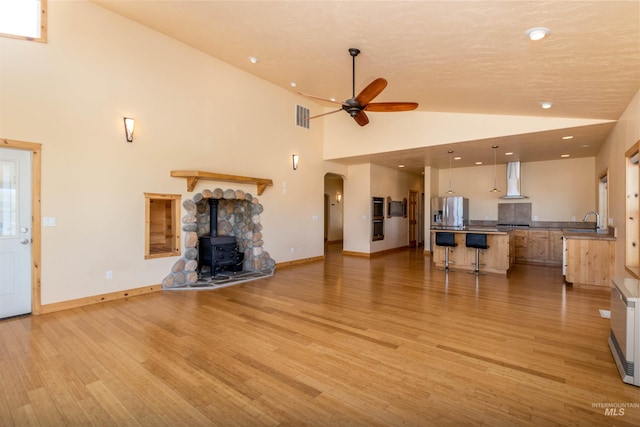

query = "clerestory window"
[0, 0, 47, 42]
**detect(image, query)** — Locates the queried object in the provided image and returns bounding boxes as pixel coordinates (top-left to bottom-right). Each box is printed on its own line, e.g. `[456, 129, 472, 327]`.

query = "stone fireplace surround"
[162, 188, 275, 288]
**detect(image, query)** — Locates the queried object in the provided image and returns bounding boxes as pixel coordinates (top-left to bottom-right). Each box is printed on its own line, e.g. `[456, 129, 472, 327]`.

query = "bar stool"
[466, 233, 489, 274]
[435, 232, 457, 271]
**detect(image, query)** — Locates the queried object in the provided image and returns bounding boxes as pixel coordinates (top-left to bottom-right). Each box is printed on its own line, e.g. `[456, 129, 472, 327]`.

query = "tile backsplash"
[498, 203, 532, 225]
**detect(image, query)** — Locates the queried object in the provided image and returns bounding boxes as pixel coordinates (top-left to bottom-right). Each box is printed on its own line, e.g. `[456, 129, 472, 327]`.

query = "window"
[0, 0, 47, 42]
[145, 193, 181, 259]
[625, 141, 639, 278]
[598, 170, 608, 232]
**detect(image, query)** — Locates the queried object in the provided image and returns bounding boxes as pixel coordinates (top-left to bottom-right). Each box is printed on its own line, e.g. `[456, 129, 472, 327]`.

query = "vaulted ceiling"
[91, 0, 640, 172]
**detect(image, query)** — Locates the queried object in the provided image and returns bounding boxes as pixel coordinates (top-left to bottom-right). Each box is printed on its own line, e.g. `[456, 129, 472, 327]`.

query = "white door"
[0, 148, 32, 318]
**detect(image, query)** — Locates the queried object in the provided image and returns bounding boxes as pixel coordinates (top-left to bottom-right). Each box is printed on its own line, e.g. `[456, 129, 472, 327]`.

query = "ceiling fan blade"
[309, 108, 343, 120]
[353, 110, 369, 126]
[365, 102, 419, 112]
[298, 92, 346, 106]
[355, 78, 388, 105]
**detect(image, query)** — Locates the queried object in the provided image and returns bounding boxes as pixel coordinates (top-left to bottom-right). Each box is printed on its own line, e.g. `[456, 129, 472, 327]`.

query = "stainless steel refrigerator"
[431, 196, 469, 228]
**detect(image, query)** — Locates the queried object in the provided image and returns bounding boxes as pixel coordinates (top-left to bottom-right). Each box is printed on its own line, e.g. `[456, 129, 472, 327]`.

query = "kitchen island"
[563, 228, 616, 288]
[431, 228, 513, 274]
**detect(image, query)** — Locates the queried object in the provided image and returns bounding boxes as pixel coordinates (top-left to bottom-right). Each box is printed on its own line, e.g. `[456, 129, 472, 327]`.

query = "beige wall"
[323, 110, 614, 160]
[437, 157, 596, 222]
[342, 163, 423, 254]
[596, 90, 640, 279]
[343, 164, 372, 253]
[0, 1, 324, 304]
[370, 164, 423, 252]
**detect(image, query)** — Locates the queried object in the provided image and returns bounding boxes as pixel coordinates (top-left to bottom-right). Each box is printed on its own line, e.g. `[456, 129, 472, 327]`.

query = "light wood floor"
[2, 243, 639, 426]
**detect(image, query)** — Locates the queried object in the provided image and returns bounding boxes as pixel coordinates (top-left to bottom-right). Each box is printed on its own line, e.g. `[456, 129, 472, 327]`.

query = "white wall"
[0, 1, 324, 304]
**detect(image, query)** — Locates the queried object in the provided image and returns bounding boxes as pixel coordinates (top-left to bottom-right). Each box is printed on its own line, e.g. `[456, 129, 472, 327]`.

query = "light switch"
[43, 217, 56, 227]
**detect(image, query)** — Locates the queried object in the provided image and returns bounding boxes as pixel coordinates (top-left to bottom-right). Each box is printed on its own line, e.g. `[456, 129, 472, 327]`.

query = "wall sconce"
[336, 193, 342, 203]
[292, 154, 299, 170]
[123, 117, 135, 142]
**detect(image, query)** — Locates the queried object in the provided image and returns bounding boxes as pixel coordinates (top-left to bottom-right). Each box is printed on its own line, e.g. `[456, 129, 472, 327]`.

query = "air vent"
[296, 105, 310, 129]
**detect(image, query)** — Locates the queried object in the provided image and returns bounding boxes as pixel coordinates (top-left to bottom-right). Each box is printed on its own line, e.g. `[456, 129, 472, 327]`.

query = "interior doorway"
[324, 173, 344, 250]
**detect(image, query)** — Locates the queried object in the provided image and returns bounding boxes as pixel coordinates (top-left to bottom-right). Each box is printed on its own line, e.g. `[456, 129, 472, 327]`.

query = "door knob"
[20, 238, 30, 245]
[20, 227, 29, 233]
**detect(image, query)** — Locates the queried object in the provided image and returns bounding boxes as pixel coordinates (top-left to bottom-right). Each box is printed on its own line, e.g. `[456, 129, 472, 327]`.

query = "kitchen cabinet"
[527, 230, 549, 263]
[549, 230, 564, 263]
[514, 230, 528, 262]
[565, 237, 615, 287]
[514, 229, 563, 266]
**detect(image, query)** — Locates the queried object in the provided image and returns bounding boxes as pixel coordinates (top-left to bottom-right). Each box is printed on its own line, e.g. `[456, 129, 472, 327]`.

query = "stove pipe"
[208, 198, 218, 237]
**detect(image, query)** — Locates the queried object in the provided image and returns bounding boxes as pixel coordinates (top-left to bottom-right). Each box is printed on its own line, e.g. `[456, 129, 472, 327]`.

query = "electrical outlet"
[106, 271, 113, 280]
[290, 247, 295, 254]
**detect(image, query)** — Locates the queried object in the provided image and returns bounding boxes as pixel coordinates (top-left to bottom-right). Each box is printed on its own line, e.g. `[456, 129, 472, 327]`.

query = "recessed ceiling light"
[248, 56, 259, 64]
[580, 144, 590, 148]
[562, 135, 574, 140]
[505, 152, 514, 156]
[525, 27, 551, 41]
[330, 97, 336, 102]
[290, 82, 297, 88]
[561, 154, 570, 158]
[475, 161, 483, 165]
[454, 156, 462, 160]
[540, 102, 553, 109]
[398, 164, 405, 168]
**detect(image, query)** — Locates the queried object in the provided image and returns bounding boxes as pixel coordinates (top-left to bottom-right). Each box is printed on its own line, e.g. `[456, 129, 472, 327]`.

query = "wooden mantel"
[170, 170, 273, 195]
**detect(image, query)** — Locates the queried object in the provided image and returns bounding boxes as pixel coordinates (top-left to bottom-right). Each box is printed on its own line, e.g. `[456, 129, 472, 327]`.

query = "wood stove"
[198, 199, 244, 276]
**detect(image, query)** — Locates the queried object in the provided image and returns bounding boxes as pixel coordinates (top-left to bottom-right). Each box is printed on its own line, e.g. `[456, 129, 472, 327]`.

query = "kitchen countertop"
[563, 228, 616, 240]
[430, 227, 507, 235]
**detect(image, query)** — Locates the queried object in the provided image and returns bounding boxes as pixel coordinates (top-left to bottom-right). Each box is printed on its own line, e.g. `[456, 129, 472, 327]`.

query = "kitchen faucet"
[583, 211, 600, 230]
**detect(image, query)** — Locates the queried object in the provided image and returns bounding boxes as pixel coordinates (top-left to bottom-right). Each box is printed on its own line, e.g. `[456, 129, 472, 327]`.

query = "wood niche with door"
[145, 193, 181, 259]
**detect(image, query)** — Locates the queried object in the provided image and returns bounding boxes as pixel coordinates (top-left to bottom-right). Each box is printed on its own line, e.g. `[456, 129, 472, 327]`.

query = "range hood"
[500, 162, 528, 199]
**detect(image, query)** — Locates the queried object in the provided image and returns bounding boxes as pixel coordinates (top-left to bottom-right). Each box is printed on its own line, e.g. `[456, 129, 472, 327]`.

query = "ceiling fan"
[300, 48, 419, 127]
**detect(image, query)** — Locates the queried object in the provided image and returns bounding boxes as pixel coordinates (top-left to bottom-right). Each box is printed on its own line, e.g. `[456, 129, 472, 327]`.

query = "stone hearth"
[162, 188, 275, 288]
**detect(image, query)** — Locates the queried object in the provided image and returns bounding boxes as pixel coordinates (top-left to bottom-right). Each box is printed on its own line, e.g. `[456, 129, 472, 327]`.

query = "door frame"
[408, 190, 418, 248]
[2, 138, 42, 315]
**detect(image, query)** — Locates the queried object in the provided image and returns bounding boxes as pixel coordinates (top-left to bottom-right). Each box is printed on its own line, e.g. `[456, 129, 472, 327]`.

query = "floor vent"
[296, 105, 310, 129]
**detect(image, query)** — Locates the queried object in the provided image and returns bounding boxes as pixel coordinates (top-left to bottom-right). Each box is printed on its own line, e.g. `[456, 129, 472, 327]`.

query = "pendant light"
[446, 150, 455, 194]
[490, 145, 501, 193]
